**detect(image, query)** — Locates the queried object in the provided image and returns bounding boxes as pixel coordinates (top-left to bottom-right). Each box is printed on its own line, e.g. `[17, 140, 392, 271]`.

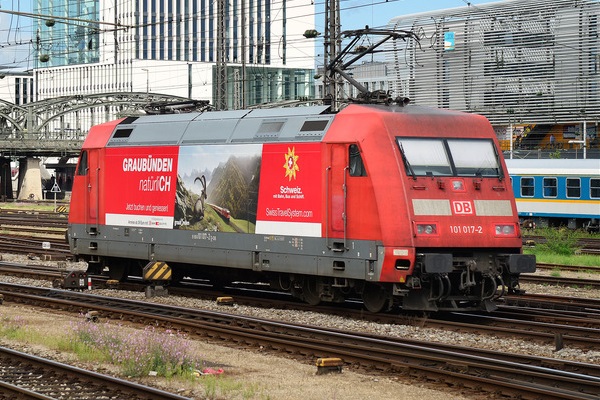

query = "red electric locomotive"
[68, 103, 535, 312]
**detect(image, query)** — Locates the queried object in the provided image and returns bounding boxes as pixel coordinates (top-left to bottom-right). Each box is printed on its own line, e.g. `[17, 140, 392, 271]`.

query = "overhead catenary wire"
[0, 0, 410, 70]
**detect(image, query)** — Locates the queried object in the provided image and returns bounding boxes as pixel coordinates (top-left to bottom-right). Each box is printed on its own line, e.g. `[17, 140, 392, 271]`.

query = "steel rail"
[520, 275, 600, 289]
[1, 282, 599, 400]
[536, 263, 600, 273]
[1, 262, 600, 350]
[0, 346, 191, 400]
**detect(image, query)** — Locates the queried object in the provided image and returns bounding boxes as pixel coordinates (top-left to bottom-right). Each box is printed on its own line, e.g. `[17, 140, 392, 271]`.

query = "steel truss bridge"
[0, 92, 210, 159]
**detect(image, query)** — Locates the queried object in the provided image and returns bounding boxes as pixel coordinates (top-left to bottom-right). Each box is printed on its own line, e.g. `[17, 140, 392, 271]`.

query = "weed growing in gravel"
[550, 268, 562, 277]
[201, 374, 254, 399]
[1, 312, 267, 399]
[204, 375, 218, 398]
[68, 320, 202, 378]
[1, 316, 72, 349]
[523, 227, 600, 267]
[0, 316, 26, 339]
[0, 315, 59, 346]
[538, 228, 579, 255]
[524, 250, 600, 267]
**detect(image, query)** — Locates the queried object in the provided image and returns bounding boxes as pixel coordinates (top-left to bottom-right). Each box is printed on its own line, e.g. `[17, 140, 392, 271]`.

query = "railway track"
[0, 208, 70, 260]
[0, 282, 598, 400]
[0, 210, 598, 398]
[524, 235, 600, 255]
[520, 274, 600, 289]
[0, 208, 68, 229]
[0, 234, 70, 260]
[0, 346, 190, 400]
[536, 262, 600, 273]
[1, 261, 599, 351]
[504, 292, 600, 314]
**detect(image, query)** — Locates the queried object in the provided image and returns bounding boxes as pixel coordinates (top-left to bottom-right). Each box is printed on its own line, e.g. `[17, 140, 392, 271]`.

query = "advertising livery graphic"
[256, 143, 322, 237]
[105, 143, 322, 237]
[105, 146, 179, 229]
[174, 144, 262, 233]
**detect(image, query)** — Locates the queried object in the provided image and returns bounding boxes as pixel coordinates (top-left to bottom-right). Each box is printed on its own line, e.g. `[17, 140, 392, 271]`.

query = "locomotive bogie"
[68, 104, 534, 312]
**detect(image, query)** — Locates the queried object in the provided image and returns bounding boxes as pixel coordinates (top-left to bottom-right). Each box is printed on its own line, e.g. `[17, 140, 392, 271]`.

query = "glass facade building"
[35, 0, 99, 67]
[34, 0, 315, 108]
[386, 0, 600, 126]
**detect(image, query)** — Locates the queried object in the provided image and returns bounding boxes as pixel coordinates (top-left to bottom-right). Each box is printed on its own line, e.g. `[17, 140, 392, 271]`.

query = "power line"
[0, 8, 129, 28]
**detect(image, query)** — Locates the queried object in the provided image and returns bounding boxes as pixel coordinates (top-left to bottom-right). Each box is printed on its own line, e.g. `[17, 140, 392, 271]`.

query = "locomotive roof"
[505, 159, 600, 176]
[107, 105, 335, 146]
[104, 104, 479, 147]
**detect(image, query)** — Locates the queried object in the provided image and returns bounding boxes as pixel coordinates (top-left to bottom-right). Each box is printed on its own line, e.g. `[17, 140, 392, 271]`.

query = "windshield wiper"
[398, 143, 416, 180]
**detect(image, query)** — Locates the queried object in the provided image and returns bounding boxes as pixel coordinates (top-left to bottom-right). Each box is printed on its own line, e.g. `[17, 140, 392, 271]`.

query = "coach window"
[77, 150, 88, 176]
[543, 177, 557, 197]
[566, 178, 581, 198]
[521, 177, 534, 197]
[591, 178, 600, 199]
[349, 144, 367, 176]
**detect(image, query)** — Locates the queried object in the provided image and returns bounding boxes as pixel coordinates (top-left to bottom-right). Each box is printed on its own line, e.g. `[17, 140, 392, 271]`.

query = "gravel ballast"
[0, 254, 598, 399]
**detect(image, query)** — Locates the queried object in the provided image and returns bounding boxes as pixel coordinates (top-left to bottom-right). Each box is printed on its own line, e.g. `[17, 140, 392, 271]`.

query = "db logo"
[452, 201, 473, 215]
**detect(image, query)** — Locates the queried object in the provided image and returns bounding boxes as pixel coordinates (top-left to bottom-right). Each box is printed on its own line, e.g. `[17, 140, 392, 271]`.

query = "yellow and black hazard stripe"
[143, 261, 172, 281]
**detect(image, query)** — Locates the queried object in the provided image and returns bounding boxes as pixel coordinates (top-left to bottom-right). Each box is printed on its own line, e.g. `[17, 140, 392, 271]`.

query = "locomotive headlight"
[495, 224, 516, 236]
[416, 223, 437, 235]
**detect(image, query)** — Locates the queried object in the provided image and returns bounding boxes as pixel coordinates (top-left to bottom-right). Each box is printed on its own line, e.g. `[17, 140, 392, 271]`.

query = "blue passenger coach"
[506, 159, 600, 231]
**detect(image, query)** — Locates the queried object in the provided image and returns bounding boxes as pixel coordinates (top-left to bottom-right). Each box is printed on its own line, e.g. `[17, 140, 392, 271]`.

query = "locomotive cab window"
[396, 138, 452, 176]
[396, 137, 500, 177]
[349, 144, 367, 177]
[446, 139, 500, 177]
[77, 150, 88, 176]
[566, 178, 581, 198]
[543, 177, 557, 198]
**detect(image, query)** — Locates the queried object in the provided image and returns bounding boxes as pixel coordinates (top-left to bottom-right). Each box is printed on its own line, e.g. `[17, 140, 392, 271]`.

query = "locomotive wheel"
[171, 268, 185, 283]
[86, 261, 103, 275]
[211, 278, 231, 290]
[362, 283, 389, 313]
[108, 264, 126, 281]
[303, 277, 321, 306]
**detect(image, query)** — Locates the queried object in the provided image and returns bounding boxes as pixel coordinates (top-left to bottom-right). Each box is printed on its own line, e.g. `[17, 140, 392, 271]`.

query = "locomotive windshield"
[397, 138, 502, 178]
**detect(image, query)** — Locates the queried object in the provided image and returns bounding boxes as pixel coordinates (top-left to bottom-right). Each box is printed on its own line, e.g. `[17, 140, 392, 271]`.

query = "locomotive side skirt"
[69, 224, 381, 280]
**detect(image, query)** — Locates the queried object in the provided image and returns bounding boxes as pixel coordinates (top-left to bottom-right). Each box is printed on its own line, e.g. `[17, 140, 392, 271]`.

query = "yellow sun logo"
[283, 147, 299, 181]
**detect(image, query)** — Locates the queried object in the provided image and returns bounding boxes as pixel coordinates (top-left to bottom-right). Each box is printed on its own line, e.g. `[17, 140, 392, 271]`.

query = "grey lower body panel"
[68, 224, 381, 281]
